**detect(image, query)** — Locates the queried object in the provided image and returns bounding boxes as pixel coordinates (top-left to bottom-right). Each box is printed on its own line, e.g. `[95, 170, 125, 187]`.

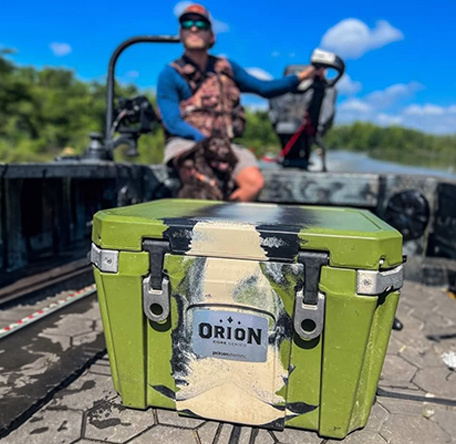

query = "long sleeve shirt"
[157, 58, 300, 142]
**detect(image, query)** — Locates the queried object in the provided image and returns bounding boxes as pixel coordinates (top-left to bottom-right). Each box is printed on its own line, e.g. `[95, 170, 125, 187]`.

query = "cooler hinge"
[142, 239, 170, 323]
[294, 251, 329, 340]
[91, 244, 119, 273]
[356, 265, 404, 296]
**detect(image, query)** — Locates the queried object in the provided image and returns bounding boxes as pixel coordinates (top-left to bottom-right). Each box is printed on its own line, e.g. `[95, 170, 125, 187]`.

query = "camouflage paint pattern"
[376, 174, 438, 257]
[258, 170, 381, 208]
[166, 254, 304, 428]
[92, 199, 403, 438]
[432, 181, 456, 258]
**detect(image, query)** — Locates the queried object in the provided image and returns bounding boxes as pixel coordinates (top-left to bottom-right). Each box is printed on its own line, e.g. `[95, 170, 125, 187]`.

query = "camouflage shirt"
[166, 55, 245, 140]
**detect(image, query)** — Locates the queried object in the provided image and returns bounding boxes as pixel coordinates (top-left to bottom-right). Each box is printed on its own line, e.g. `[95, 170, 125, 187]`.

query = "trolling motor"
[80, 35, 180, 161]
[83, 96, 156, 160]
[110, 95, 157, 157]
[268, 49, 345, 171]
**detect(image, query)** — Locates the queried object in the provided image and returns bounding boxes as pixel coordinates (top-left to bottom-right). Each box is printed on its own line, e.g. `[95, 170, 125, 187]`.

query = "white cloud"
[336, 74, 455, 134]
[246, 67, 273, 81]
[337, 99, 456, 134]
[338, 82, 421, 127]
[338, 82, 422, 118]
[376, 113, 403, 126]
[336, 105, 404, 128]
[49, 42, 72, 57]
[364, 82, 423, 109]
[399, 107, 456, 134]
[321, 19, 403, 59]
[337, 74, 362, 95]
[173, 1, 229, 33]
[339, 98, 372, 113]
[398, 104, 456, 133]
[403, 104, 454, 116]
[271, 51, 280, 57]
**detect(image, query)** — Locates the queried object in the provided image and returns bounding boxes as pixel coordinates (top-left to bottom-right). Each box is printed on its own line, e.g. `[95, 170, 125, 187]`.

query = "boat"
[0, 34, 455, 443]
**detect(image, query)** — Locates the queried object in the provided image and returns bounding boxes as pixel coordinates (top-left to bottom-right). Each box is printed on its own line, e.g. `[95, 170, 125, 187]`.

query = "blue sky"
[2, 0, 456, 134]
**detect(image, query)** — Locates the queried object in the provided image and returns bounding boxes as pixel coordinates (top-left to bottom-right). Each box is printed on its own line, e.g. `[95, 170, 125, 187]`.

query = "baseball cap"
[179, 3, 212, 26]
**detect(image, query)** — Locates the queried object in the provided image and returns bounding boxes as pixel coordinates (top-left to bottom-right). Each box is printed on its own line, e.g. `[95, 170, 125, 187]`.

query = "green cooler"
[91, 199, 403, 439]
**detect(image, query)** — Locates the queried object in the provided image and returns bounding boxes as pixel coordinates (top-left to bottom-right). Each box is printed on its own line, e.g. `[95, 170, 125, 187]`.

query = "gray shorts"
[164, 137, 259, 180]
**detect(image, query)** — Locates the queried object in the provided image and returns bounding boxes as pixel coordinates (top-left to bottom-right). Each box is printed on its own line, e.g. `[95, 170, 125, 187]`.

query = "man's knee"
[236, 166, 264, 191]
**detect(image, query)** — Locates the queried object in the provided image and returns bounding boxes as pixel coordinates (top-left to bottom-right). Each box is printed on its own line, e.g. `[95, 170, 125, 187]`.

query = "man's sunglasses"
[181, 20, 211, 31]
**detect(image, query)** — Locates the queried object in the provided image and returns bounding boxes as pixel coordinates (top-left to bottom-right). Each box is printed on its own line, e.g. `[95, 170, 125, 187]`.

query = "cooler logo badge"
[192, 309, 269, 362]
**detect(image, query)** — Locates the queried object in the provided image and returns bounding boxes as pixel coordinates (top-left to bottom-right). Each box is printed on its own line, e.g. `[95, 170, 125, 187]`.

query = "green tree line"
[1, 51, 455, 169]
[324, 121, 456, 169]
[0, 50, 137, 162]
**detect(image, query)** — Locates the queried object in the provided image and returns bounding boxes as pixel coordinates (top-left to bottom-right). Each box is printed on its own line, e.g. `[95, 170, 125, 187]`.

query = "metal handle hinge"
[142, 239, 171, 322]
[91, 244, 119, 273]
[294, 251, 329, 340]
[357, 265, 404, 296]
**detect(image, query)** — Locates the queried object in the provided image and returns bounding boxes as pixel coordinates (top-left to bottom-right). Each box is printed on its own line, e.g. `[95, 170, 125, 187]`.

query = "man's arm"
[230, 60, 316, 98]
[157, 66, 206, 142]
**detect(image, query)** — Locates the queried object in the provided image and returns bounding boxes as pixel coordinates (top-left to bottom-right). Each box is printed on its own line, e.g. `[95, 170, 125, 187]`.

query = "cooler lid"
[92, 199, 402, 269]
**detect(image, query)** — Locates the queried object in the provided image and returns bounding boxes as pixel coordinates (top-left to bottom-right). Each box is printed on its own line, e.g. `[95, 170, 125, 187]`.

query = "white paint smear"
[441, 351, 456, 369]
[189, 221, 268, 260]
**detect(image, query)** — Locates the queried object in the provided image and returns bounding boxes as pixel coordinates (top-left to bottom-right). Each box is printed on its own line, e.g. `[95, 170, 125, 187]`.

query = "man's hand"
[297, 66, 325, 82]
[228, 167, 264, 202]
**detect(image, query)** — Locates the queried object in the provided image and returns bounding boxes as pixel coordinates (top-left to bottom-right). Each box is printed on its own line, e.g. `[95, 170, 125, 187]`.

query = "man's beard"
[183, 40, 209, 50]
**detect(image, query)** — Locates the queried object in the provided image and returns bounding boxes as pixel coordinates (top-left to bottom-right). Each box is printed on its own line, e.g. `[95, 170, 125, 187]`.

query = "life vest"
[168, 55, 245, 139]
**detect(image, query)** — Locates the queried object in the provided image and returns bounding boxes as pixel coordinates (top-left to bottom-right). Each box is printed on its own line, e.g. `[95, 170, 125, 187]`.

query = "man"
[157, 3, 321, 202]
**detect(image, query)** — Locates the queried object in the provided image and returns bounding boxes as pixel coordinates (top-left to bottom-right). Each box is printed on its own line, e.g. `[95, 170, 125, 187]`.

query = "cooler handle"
[142, 239, 171, 322]
[293, 251, 329, 340]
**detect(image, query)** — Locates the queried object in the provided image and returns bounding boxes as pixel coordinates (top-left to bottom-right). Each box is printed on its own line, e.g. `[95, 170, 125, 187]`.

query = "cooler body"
[92, 199, 403, 439]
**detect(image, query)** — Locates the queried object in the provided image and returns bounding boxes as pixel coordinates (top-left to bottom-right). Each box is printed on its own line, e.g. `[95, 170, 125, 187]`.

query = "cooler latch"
[294, 251, 329, 340]
[142, 239, 170, 322]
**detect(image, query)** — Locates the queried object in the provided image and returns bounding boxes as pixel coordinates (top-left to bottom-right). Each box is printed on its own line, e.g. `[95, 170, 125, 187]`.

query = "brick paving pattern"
[4, 280, 456, 444]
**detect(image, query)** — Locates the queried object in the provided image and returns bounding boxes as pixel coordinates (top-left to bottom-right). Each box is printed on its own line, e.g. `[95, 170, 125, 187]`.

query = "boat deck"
[2, 279, 456, 444]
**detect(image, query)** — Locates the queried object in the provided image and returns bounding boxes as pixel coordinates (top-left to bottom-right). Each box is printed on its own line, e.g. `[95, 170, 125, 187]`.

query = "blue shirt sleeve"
[156, 66, 206, 142]
[230, 60, 300, 98]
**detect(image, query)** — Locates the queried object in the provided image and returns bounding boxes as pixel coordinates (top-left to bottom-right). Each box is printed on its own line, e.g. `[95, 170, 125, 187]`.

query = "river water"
[260, 150, 456, 180]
